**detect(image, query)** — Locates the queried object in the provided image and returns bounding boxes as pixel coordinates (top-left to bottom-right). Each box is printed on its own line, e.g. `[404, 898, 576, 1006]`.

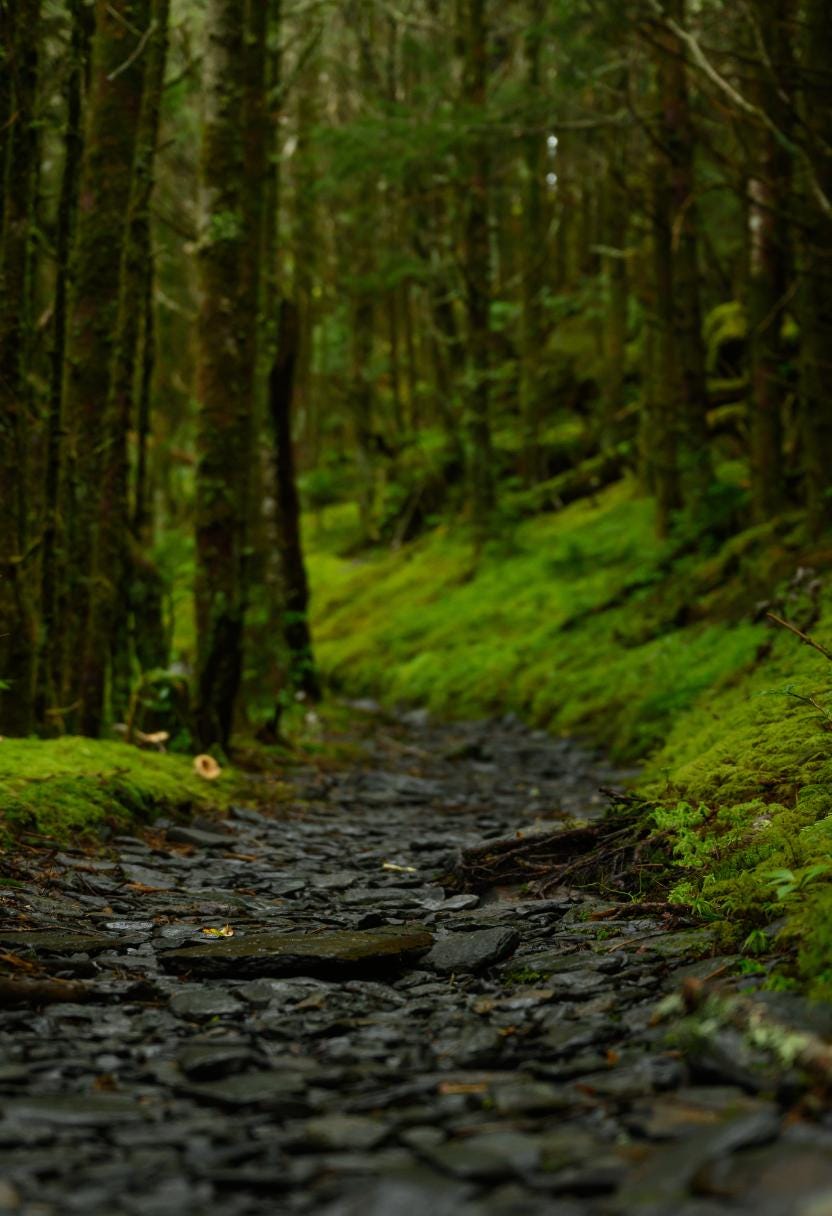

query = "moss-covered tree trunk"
[80, 0, 169, 735]
[461, 0, 496, 542]
[797, 0, 832, 536]
[518, 0, 547, 484]
[269, 300, 320, 718]
[657, 0, 712, 514]
[748, 0, 793, 523]
[59, 0, 149, 730]
[37, 0, 91, 728]
[0, 0, 42, 735]
[194, 0, 256, 748]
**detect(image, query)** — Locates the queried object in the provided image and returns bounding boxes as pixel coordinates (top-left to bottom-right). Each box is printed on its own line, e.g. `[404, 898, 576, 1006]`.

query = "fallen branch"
[0, 977, 91, 1006]
[766, 612, 832, 664]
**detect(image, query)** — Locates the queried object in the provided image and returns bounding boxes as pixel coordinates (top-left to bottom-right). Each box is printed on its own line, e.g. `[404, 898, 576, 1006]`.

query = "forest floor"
[2, 709, 832, 1216]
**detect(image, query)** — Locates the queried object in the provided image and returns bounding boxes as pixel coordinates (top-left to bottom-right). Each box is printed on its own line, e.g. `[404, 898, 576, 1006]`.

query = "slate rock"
[169, 987, 243, 1019]
[165, 825, 232, 848]
[425, 1132, 542, 1180]
[161, 926, 434, 979]
[303, 1114, 391, 1151]
[425, 928, 520, 975]
[0, 1096, 148, 1126]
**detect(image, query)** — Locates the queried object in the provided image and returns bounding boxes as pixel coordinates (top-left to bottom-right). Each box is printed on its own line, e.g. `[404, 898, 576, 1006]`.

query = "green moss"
[306, 478, 832, 993]
[0, 737, 230, 844]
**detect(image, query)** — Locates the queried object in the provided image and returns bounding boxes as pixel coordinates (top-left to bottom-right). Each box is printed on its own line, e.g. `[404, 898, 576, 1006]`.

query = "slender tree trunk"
[80, 0, 168, 734]
[519, 0, 547, 484]
[0, 0, 41, 735]
[461, 0, 495, 542]
[268, 300, 320, 720]
[657, 0, 712, 513]
[797, 0, 832, 536]
[194, 0, 256, 748]
[37, 0, 90, 728]
[748, 0, 793, 522]
[59, 0, 149, 729]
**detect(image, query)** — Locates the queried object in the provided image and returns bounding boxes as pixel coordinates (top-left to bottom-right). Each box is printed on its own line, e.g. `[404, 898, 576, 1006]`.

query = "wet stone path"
[2, 713, 832, 1215]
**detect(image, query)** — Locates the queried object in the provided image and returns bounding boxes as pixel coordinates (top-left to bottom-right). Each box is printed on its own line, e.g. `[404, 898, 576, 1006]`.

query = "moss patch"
[306, 481, 832, 993]
[0, 737, 230, 845]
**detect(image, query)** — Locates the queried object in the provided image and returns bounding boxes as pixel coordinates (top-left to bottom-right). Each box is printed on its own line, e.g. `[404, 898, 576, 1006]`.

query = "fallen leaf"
[194, 754, 221, 780]
[381, 861, 417, 873]
[201, 924, 234, 938]
[438, 1081, 489, 1095]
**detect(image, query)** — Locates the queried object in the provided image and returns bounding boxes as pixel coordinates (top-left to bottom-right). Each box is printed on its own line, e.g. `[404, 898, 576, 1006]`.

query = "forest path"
[1, 712, 831, 1216]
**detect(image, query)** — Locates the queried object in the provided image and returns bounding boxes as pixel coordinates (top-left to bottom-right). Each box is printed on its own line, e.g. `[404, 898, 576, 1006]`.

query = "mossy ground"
[0, 737, 231, 846]
[306, 481, 832, 996]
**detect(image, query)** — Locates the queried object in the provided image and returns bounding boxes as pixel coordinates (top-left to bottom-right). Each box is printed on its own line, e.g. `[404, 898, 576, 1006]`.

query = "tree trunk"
[797, 0, 832, 536]
[268, 300, 320, 721]
[461, 0, 495, 542]
[194, 0, 256, 749]
[748, 0, 793, 522]
[657, 0, 712, 513]
[519, 0, 547, 484]
[37, 0, 91, 729]
[59, 0, 149, 730]
[0, 0, 42, 735]
[80, 0, 169, 734]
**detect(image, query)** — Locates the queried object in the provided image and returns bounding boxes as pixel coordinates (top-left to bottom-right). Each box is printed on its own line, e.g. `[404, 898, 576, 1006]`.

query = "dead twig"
[766, 612, 832, 664]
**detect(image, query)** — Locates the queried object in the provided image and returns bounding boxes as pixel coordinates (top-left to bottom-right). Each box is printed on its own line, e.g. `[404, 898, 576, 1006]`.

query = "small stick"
[766, 612, 832, 663]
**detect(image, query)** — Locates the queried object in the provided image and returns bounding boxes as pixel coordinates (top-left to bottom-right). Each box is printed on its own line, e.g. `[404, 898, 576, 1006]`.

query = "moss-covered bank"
[0, 737, 230, 845]
[306, 482, 832, 995]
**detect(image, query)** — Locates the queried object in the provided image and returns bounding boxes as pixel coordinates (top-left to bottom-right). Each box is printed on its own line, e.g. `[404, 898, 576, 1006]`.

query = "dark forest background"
[2, 0, 832, 752]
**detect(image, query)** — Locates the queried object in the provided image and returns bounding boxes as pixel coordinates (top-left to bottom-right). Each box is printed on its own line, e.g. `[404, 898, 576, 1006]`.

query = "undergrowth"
[306, 479, 832, 997]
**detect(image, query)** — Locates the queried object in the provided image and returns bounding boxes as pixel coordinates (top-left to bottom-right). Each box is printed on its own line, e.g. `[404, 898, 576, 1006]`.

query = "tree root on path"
[0, 975, 92, 1006]
[448, 794, 671, 901]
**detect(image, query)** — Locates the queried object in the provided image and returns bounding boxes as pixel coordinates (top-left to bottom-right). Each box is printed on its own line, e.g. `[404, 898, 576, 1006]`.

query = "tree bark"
[194, 0, 256, 748]
[747, 0, 793, 522]
[80, 0, 169, 734]
[268, 300, 321, 719]
[460, 0, 496, 543]
[797, 0, 832, 536]
[59, 0, 149, 730]
[0, 0, 42, 735]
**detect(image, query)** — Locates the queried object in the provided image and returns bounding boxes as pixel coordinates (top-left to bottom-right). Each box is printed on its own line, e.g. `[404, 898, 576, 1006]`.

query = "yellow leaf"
[381, 861, 417, 873]
[201, 924, 234, 938]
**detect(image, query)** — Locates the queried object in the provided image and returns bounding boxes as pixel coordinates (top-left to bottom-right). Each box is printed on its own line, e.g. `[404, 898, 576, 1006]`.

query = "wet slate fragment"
[182, 1070, 311, 1114]
[0, 930, 124, 956]
[165, 825, 231, 848]
[303, 1114, 391, 1151]
[169, 987, 244, 1019]
[425, 928, 519, 975]
[0, 1095, 148, 1126]
[160, 926, 434, 979]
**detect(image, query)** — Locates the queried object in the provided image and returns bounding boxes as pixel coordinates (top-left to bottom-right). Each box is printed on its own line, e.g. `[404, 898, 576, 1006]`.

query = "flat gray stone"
[161, 926, 434, 979]
[0, 1096, 147, 1126]
[303, 1114, 390, 1151]
[425, 928, 519, 975]
[169, 987, 243, 1019]
[165, 825, 232, 848]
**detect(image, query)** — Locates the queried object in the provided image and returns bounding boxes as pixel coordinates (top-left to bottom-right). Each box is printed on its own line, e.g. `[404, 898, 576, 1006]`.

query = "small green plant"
[765, 864, 832, 902]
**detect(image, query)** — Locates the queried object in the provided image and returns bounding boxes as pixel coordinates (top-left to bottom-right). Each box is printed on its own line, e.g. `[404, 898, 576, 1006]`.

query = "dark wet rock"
[0, 930, 124, 956]
[318, 1167, 474, 1216]
[176, 1042, 256, 1080]
[302, 1113, 391, 1150]
[426, 928, 519, 975]
[183, 1070, 311, 1113]
[169, 986, 243, 1019]
[425, 1132, 542, 1180]
[0, 1096, 148, 1125]
[164, 824, 231, 848]
[162, 926, 434, 979]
